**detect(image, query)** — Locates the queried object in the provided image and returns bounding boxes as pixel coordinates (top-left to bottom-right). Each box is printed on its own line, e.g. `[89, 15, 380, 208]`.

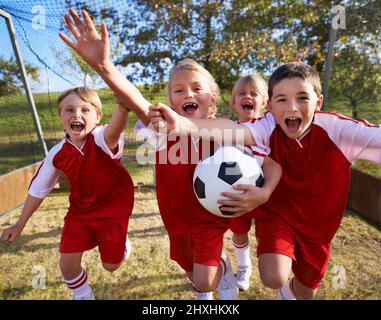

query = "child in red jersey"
[149, 62, 381, 299]
[0, 87, 134, 300]
[228, 74, 268, 291]
[57, 9, 282, 300]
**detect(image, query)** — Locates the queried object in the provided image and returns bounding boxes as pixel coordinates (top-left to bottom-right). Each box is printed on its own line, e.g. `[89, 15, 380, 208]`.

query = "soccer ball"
[193, 146, 264, 218]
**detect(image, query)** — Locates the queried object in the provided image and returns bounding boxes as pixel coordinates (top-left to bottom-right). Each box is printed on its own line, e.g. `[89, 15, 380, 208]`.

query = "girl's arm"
[149, 103, 256, 146]
[104, 95, 130, 152]
[59, 9, 151, 125]
[0, 195, 44, 244]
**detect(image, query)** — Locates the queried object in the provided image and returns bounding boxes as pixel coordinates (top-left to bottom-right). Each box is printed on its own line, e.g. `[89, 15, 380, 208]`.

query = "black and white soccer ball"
[193, 146, 264, 218]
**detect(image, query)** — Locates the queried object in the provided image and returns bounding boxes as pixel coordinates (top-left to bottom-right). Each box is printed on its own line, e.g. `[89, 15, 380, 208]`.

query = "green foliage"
[0, 57, 39, 96]
[329, 46, 381, 119]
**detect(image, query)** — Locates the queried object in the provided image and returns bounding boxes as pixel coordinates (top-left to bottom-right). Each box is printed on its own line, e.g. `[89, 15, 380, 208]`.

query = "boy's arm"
[218, 156, 281, 215]
[149, 103, 256, 146]
[0, 195, 43, 244]
[316, 114, 381, 163]
[59, 9, 151, 125]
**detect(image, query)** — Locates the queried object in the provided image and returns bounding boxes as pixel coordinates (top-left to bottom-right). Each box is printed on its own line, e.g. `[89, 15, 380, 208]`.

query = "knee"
[295, 287, 318, 300]
[102, 263, 121, 273]
[59, 260, 80, 279]
[193, 279, 215, 293]
[259, 271, 288, 289]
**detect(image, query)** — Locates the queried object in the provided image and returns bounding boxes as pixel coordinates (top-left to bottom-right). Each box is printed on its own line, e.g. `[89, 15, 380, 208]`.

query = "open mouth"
[242, 102, 254, 112]
[182, 102, 199, 114]
[70, 121, 85, 133]
[285, 117, 302, 132]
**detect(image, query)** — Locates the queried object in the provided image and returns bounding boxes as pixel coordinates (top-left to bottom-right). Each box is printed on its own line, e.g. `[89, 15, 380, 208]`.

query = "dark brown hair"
[268, 62, 321, 99]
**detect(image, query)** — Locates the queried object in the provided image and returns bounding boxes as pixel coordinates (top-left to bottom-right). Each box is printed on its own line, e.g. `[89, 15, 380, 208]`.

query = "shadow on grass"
[0, 227, 62, 253]
[128, 226, 166, 238]
[2, 273, 190, 300]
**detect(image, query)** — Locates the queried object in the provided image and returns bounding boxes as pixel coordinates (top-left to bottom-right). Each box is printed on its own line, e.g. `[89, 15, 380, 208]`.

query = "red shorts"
[60, 215, 129, 264]
[229, 210, 256, 234]
[255, 213, 331, 289]
[168, 227, 227, 272]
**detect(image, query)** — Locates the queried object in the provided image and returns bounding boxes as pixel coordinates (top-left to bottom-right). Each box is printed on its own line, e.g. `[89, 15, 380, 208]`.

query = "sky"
[0, 0, 141, 93]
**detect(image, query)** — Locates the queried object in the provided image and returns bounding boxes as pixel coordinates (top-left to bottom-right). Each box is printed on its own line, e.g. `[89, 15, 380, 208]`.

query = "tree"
[0, 57, 39, 96]
[52, 47, 99, 86]
[114, 0, 343, 92]
[330, 45, 381, 119]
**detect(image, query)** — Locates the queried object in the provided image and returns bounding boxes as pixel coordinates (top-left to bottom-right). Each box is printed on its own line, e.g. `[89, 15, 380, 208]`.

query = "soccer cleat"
[124, 236, 132, 260]
[196, 292, 214, 300]
[235, 265, 252, 291]
[217, 253, 239, 300]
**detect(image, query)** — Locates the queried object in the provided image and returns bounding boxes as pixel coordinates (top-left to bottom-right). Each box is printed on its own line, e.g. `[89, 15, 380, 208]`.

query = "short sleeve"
[315, 113, 381, 163]
[28, 142, 63, 199]
[92, 125, 124, 159]
[241, 112, 275, 153]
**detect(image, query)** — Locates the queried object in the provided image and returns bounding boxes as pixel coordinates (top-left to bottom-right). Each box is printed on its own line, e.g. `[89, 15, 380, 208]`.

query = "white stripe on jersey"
[92, 125, 124, 160]
[28, 140, 64, 199]
[314, 112, 381, 163]
[243, 111, 381, 164]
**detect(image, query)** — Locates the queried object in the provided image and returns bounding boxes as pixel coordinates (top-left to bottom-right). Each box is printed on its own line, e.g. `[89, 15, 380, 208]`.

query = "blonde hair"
[57, 87, 103, 117]
[165, 58, 220, 118]
[230, 74, 268, 116]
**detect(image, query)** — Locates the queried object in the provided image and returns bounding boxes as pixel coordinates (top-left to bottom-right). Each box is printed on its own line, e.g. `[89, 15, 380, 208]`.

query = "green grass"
[0, 189, 380, 300]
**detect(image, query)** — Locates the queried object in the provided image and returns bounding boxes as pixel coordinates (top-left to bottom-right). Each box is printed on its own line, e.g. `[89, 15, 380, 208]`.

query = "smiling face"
[58, 92, 101, 146]
[268, 77, 323, 139]
[169, 69, 216, 119]
[232, 83, 265, 122]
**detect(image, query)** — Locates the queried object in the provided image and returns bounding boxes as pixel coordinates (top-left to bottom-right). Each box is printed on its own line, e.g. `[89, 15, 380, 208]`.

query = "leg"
[258, 253, 292, 289]
[192, 263, 221, 293]
[232, 232, 252, 291]
[292, 277, 318, 300]
[232, 232, 249, 246]
[101, 235, 131, 272]
[60, 252, 94, 300]
[60, 252, 83, 280]
[97, 216, 130, 272]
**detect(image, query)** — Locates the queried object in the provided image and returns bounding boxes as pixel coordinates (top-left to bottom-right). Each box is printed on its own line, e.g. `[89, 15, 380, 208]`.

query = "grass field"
[0, 189, 380, 300]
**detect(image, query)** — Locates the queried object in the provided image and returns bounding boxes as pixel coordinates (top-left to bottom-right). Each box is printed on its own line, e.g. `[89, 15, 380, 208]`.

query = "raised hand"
[59, 8, 110, 70]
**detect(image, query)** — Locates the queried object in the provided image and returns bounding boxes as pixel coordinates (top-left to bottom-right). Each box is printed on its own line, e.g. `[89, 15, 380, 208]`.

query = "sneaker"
[73, 291, 95, 300]
[236, 265, 252, 291]
[124, 236, 132, 260]
[196, 292, 214, 300]
[217, 253, 239, 300]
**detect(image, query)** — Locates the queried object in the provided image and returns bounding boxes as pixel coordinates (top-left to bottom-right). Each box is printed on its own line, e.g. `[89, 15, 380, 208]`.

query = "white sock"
[232, 239, 251, 268]
[192, 283, 214, 300]
[63, 268, 93, 300]
[278, 279, 296, 300]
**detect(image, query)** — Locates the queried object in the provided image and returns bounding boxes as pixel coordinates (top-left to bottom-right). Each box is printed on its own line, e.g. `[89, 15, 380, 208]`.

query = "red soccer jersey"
[29, 125, 134, 220]
[155, 136, 230, 235]
[245, 111, 381, 241]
